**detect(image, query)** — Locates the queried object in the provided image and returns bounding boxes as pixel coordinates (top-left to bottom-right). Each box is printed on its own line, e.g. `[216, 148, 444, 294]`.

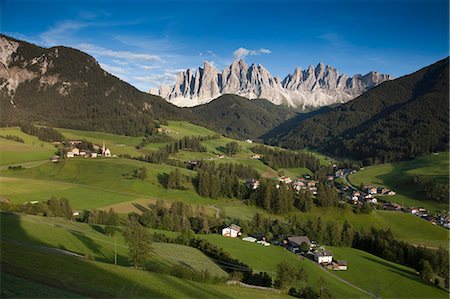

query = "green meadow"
[1, 241, 288, 299]
[1, 213, 227, 277]
[349, 152, 449, 212]
[0, 127, 56, 165]
[328, 246, 448, 298]
[199, 234, 446, 298]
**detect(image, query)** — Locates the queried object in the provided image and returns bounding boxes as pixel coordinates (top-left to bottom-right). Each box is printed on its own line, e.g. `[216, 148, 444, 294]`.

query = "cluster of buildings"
[221, 225, 348, 270]
[52, 141, 114, 162]
[285, 236, 347, 271]
[245, 175, 320, 195]
[383, 203, 450, 229]
[67, 141, 112, 158]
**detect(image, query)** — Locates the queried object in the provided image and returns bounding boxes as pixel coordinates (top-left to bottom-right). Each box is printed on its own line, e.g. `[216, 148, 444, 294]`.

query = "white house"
[278, 176, 292, 184]
[314, 251, 333, 264]
[71, 148, 80, 156]
[66, 152, 75, 158]
[91, 152, 98, 158]
[245, 138, 253, 143]
[222, 224, 241, 238]
[336, 260, 348, 270]
[251, 154, 261, 159]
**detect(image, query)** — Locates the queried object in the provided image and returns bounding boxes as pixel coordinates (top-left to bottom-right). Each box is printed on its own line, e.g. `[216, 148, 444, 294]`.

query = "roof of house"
[287, 236, 311, 247]
[314, 250, 332, 257]
[228, 224, 241, 231]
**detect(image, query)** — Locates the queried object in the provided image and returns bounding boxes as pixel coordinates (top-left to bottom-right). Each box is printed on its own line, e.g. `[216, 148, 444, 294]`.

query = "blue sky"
[2, 0, 448, 91]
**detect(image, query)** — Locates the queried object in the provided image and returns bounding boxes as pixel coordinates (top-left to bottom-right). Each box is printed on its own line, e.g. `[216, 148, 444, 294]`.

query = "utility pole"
[114, 235, 117, 265]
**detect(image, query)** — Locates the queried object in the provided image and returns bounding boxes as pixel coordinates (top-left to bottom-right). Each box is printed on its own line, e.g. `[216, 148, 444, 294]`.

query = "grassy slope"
[292, 206, 448, 248]
[348, 152, 449, 212]
[0, 158, 216, 208]
[328, 246, 447, 298]
[1, 213, 227, 277]
[199, 234, 367, 298]
[0, 127, 55, 165]
[1, 242, 288, 299]
[200, 235, 447, 298]
[1, 272, 85, 298]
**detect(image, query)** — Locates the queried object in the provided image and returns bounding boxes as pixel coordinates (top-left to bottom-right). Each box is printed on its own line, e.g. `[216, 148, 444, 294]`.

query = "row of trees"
[141, 135, 218, 164]
[353, 228, 449, 286]
[136, 123, 175, 149]
[5, 197, 74, 220]
[424, 180, 449, 202]
[0, 134, 24, 143]
[195, 162, 259, 199]
[128, 200, 219, 234]
[251, 145, 322, 172]
[248, 180, 294, 214]
[20, 124, 65, 142]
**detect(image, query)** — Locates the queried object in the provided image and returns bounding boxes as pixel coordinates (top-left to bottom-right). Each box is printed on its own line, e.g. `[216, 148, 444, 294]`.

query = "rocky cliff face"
[150, 59, 392, 108]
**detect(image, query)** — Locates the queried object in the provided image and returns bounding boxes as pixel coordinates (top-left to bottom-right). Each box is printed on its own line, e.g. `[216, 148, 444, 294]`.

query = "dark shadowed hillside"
[190, 94, 298, 139]
[271, 58, 449, 164]
[0, 35, 198, 136]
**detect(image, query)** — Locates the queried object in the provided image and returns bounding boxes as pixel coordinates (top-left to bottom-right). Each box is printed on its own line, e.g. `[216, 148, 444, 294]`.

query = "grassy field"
[200, 235, 447, 298]
[1, 272, 85, 298]
[0, 158, 216, 207]
[1, 213, 227, 277]
[0, 127, 56, 166]
[199, 234, 368, 298]
[348, 152, 449, 212]
[291, 206, 449, 248]
[328, 246, 448, 298]
[1, 241, 288, 299]
[161, 120, 218, 138]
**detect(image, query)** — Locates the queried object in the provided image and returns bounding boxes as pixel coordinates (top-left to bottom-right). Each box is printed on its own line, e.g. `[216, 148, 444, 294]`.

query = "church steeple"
[102, 140, 106, 155]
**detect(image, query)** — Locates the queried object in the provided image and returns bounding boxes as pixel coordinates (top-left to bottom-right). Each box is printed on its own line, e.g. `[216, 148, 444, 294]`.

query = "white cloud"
[112, 59, 129, 65]
[133, 71, 178, 86]
[78, 43, 162, 62]
[233, 47, 272, 59]
[140, 65, 161, 71]
[40, 20, 91, 45]
[99, 63, 129, 75]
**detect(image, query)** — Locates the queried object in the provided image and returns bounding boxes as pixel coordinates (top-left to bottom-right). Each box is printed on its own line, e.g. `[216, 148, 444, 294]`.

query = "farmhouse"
[246, 178, 260, 190]
[91, 152, 98, 158]
[245, 138, 253, 143]
[51, 155, 60, 163]
[314, 250, 333, 264]
[286, 236, 311, 253]
[71, 148, 80, 156]
[66, 152, 75, 158]
[222, 224, 241, 238]
[336, 260, 348, 270]
[251, 154, 261, 159]
[278, 176, 292, 184]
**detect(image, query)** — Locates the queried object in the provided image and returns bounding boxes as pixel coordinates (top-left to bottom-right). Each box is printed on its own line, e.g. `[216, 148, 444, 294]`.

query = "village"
[221, 223, 348, 271]
[245, 164, 450, 230]
[50, 140, 116, 162]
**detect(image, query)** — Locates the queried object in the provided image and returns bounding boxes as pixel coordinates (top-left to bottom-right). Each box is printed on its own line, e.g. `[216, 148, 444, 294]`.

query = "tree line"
[353, 228, 449, 287]
[139, 135, 218, 164]
[20, 124, 65, 142]
[195, 162, 255, 199]
[251, 145, 322, 172]
[0, 134, 24, 143]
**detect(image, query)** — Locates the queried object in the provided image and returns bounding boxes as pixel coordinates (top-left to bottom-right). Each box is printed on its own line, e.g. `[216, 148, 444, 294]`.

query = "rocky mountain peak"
[150, 59, 392, 108]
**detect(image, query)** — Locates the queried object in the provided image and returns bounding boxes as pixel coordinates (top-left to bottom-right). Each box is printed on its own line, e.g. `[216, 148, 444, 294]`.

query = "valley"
[0, 29, 448, 299]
